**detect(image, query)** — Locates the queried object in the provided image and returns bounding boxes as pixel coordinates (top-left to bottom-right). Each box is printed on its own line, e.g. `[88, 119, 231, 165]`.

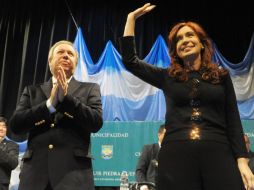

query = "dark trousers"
[45, 182, 53, 190]
[157, 141, 245, 190]
[0, 184, 8, 190]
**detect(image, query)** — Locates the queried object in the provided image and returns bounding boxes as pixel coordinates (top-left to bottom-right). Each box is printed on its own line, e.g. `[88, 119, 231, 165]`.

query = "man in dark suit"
[135, 124, 166, 190]
[0, 116, 19, 190]
[10, 40, 103, 190]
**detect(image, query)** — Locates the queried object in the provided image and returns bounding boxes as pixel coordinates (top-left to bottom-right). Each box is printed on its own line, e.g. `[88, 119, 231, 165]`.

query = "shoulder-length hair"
[167, 21, 227, 84]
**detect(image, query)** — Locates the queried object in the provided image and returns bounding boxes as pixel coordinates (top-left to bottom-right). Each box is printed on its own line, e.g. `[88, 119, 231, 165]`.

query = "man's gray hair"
[48, 40, 78, 64]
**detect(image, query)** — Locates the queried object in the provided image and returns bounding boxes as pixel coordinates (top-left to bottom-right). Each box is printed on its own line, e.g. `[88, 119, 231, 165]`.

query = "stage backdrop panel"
[91, 121, 163, 186]
[242, 120, 254, 149]
[91, 120, 254, 186]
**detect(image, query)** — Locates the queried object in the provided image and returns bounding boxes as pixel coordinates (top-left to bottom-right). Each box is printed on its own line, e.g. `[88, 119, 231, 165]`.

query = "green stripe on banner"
[242, 120, 254, 151]
[91, 121, 163, 186]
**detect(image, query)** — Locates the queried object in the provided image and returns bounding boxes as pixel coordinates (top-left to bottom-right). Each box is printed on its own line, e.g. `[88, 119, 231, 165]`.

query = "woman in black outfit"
[119, 3, 254, 190]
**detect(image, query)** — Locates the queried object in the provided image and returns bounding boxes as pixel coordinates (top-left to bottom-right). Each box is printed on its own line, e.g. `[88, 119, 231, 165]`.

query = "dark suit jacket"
[135, 143, 160, 184]
[10, 78, 103, 190]
[0, 138, 19, 188]
[248, 151, 254, 174]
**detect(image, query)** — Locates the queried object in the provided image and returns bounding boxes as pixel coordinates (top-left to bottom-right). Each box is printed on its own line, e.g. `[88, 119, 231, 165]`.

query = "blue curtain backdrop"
[9, 28, 254, 188]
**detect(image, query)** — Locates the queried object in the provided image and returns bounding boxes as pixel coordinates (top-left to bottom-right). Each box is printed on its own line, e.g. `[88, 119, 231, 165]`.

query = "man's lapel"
[40, 78, 82, 123]
[40, 79, 53, 99]
[67, 78, 81, 95]
[40, 77, 81, 98]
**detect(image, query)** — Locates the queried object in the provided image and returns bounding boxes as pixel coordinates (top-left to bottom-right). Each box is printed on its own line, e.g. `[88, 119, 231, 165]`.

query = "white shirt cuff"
[46, 99, 56, 113]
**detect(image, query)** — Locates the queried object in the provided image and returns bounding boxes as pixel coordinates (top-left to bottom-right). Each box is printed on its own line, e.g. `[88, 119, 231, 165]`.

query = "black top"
[119, 36, 247, 159]
[248, 151, 254, 173]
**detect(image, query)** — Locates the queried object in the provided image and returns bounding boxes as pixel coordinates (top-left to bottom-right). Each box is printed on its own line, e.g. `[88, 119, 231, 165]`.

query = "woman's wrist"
[237, 157, 249, 165]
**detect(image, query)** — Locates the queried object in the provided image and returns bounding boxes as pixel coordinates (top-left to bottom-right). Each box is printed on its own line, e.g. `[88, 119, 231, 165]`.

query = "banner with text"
[91, 121, 163, 186]
[91, 120, 254, 186]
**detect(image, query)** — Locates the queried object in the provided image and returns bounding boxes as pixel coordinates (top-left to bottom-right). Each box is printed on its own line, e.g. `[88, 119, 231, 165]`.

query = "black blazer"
[135, 143, 160, 184]
[10, 78, 103, 190]
[0, 139, 19, 186]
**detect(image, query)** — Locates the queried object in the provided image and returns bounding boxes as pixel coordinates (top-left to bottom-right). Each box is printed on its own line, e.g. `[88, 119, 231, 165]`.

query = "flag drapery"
[74, 27, 254, 120]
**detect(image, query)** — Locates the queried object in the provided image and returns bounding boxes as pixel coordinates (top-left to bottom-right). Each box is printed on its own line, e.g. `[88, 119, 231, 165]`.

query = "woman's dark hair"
[0, 116, 7, 124]
[167, 21, 227, 84]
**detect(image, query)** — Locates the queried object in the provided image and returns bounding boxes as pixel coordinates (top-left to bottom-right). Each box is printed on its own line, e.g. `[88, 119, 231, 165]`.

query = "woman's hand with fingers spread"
[124, 3, 156, 36]
[129, 3, 156, 20]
